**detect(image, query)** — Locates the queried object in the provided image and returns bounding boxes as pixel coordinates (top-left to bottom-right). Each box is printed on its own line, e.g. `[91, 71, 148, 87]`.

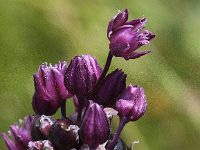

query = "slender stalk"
[76, 96, 85, 125]
[106, 117, 128, 150]
[93, 51, 113, 97]
[60, 100, 66, 118]
[77, 105, 82, 126]
[98, 51, 113, 83]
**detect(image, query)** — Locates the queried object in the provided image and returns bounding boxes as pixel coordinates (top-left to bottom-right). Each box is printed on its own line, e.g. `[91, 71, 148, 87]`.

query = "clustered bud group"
[2, 9, 155, 150]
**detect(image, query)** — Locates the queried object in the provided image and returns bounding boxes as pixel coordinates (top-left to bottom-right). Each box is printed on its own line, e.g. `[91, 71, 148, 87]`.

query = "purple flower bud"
[80, 101, 110, 149]
[49, 118, 79, 149]
[31, 115, 55, 141]
[116, 85, 147, 121]
[2, 116, 32, 150]
[28, 140, 54, 150]
[108, 9, 156, 60]
[95, 69, 126, 107]
[65, 55, 102, 100]
[33, 61, 71, 115]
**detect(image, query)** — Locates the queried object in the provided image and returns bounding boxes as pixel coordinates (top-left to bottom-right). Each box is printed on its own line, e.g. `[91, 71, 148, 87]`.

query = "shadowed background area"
[0, 0, 200, 149]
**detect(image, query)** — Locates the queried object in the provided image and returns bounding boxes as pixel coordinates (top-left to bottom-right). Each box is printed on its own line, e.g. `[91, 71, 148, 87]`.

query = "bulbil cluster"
[2, 9, 155, 150]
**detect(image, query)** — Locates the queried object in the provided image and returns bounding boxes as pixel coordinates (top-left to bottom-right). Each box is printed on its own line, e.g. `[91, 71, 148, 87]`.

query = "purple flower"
[2, 116, 32, 150]
[64, 55, 102, 100]
[80, 101, 110, 149]
[116, 85, 147, 121]
[95, 69, 126, 107]
[108, 9, 156, 60]
[33, 61, 71, 115]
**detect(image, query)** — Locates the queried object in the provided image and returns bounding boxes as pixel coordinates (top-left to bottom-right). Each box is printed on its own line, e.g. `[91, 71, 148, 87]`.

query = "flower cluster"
[2, 9, 155, 150]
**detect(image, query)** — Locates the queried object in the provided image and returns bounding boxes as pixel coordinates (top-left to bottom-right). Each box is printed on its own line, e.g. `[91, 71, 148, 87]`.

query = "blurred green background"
[0, 0, 200, 149]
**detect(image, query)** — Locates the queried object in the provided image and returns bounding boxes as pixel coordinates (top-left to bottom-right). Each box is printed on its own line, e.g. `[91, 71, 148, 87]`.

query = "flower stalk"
[60, 100, 67, 118]
[106, 117, 128, 150]
[97, 51, 113, 83]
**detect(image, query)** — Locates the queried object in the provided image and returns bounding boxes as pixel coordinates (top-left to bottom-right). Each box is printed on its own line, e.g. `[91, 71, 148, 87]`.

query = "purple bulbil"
[64, 55, 102, 100]
[80, 101, 110, 149]
[116, 85, 147, 121]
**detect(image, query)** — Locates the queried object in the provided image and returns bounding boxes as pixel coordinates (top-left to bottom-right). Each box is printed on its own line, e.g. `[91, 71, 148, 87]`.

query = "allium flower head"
[116, 85, 147, 121]
[80, 101, 110, 149]
[2, 8, 154, 150]
[2, 116, 32, 150]
[108, 9, 156, 60]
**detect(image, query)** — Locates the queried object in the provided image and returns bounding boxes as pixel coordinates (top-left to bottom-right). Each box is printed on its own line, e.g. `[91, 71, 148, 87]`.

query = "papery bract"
[28, 140, 54, 150]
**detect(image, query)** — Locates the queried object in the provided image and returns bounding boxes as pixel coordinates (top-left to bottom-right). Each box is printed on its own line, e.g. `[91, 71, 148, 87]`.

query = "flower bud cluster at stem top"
[2, 8, 155, 150]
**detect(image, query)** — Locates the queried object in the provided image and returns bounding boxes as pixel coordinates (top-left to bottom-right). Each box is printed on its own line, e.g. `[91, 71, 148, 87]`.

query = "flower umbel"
[2, 8, 155, 150]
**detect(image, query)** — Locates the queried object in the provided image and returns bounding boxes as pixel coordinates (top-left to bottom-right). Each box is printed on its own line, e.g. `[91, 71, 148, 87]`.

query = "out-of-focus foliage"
[0, 0, 200, 149]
